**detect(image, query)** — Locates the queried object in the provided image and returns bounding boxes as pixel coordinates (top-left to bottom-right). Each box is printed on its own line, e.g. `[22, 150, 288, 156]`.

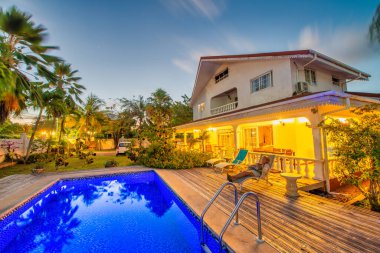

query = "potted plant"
[32, 162, 45, 174]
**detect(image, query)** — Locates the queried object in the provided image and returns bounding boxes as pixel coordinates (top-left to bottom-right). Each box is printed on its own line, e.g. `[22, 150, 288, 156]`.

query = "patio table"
[280, 173, 302, 197]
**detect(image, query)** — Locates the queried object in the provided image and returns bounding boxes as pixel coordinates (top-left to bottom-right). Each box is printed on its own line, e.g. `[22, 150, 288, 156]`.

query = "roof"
[345, 91, 380, 98]
[190, 49, 371, 105]
[177, 91, 380, 130]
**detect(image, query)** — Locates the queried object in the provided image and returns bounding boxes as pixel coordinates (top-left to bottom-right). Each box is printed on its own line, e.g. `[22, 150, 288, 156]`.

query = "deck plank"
[172, 168, 380, 253]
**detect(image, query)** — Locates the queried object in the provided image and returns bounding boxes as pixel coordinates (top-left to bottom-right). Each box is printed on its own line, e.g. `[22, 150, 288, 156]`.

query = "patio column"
[308, 113, 325, 180]
[184, 132, 187, 145]
[232, 124, 239, 150]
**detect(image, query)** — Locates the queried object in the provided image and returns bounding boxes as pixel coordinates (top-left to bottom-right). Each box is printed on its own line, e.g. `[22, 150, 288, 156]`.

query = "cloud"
[171, 34, 257, 73]
[172, 47, 224, 74]
[226, 34, 256, 53]
[172, 58, 194, 73]
[290, 25, 379, 63]
[161, 0, 226, 20]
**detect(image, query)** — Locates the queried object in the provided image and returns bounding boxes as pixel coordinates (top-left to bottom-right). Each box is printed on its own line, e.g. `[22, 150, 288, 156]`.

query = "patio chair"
[206, 147, 235, 167]
[228, 155, 275, 191]
[214, 149, 248, 173]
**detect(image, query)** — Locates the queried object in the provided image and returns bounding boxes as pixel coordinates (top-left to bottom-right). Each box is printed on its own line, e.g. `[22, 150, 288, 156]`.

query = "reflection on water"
[0, 172, 176, 253]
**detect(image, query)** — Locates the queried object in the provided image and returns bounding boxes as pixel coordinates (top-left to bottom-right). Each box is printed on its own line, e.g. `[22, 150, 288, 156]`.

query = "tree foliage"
[171, 94, 193, 126]
[369, 4, 380, 44]
[320, 105, 380, 211]
[0, 6, 60, 123]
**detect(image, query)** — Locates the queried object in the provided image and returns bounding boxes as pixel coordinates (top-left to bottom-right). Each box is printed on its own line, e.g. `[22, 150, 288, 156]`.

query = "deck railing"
[247, 152, 323, 179]
[210, 101, 238, 115]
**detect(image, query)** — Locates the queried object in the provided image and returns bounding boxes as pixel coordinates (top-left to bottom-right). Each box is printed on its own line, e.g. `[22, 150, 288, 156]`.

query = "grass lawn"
[0, 155, 132, 179]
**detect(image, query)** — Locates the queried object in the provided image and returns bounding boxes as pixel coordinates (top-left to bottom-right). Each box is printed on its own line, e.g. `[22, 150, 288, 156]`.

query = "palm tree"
[0, 6, 60, 123]
[369, 4, 380, 44]
[25, 83, 65, 162]
[52, 62, 85, 142]
[120, 96, 147, 146]
[146, 88, 173, 127]
[81, 94, 105, 141]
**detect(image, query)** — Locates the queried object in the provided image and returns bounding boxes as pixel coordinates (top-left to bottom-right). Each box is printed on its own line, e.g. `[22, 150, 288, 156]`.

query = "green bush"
[26, 153, 53, 164]
[105, 159, 119, 168]
[138, 144, 212, 169]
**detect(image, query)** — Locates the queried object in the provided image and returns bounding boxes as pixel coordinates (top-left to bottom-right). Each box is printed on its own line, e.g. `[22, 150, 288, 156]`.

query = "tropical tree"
[171, 94, 193, 126]
[146, 88, 173, 127]
[80, 94, 105, 141]
[320, 105, 380, 211]
[120, 95, 147, 145]
[369, 4, 380, 44]
[51, 62, 85, 142]
[0, 6, 60, 123]
[25, 83, 65, 161]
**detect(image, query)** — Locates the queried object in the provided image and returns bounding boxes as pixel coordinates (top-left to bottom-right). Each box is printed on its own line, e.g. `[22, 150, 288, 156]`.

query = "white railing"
[247, 152, 324, 180]
[210, 101, 238, 115]
[328, 158, 338, 178]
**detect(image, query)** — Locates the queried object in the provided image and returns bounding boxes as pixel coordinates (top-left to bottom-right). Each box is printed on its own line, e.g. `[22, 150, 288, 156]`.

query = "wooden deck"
[173, 168, 380, 253]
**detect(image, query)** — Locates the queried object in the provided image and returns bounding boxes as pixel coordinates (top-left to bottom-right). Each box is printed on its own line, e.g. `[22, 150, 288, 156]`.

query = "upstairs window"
[250, 71, 272, 93]
[332, 77, 340, 86]
[305, 69, 316, 85]
[215, 68, 229, 83]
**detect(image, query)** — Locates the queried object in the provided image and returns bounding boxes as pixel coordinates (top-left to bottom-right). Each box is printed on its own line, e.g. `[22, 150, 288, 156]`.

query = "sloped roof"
[190, 49, 371, 105]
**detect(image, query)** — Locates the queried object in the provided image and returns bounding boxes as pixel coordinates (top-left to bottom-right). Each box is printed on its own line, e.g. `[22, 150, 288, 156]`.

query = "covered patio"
[174, 91, 380, 187]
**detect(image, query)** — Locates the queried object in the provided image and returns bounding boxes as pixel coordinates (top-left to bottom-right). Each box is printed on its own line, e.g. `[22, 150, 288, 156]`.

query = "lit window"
[332, 77, 340, 86]
[197, 102, 205, 112]
[250, 71, 272, 93]
[305, 69, 316, 85]
[215, 68, 229, 83]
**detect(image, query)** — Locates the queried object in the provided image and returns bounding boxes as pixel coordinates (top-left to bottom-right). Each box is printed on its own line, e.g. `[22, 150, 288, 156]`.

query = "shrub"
[138, 146, 212, 169]
[105, 159, 119, 168]
[26, 153, 53, 164]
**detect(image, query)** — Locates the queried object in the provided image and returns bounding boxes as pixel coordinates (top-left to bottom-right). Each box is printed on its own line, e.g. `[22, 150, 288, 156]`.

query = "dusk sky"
[2, 0, 380, 103]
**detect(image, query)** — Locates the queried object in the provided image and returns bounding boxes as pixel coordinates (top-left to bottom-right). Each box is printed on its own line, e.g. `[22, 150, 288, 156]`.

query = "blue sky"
[3, 0, 380, 102]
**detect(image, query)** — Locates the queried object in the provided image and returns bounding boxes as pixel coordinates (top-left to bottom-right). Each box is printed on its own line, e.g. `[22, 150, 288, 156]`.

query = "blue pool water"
[0, 171, 227, 253]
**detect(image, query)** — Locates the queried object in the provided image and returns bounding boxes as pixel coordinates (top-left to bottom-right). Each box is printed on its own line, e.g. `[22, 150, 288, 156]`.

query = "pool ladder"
[200, 182, 263, 253]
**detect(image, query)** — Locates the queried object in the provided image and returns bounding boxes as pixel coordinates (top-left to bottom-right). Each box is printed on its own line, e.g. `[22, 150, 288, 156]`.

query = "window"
[197, 102, 205, 113]
[242, 128, 257, 150]
[250, 71, 272, 93]
[218, 132, 234, 148]
[305, 69, 316, 85]
[215, 68, 229, 83]
[332, 77, 340, 86]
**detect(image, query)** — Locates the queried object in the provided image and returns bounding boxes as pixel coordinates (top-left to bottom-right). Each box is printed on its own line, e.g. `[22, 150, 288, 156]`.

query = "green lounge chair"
[229, 155, 275, 191]
[214, 149, 248, 173]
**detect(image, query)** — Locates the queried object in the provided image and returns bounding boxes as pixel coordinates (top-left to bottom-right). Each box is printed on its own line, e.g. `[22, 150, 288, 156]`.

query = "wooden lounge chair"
[229, 155, 275, 191]
[206, 157, 224, 167]
[214, 149, 248, 173]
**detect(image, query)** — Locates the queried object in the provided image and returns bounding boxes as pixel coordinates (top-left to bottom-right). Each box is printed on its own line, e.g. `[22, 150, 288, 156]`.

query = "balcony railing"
[210, 101, 238, 115]
[247, 152, 324, 180]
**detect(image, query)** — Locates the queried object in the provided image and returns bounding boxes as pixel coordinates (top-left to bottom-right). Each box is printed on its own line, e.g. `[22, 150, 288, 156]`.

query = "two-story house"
[175, 49, 379, 188]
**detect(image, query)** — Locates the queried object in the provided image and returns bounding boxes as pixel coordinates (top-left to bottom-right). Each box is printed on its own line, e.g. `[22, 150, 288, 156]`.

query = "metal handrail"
[218, 192, 263, 253]
[200, 182, 238, 245]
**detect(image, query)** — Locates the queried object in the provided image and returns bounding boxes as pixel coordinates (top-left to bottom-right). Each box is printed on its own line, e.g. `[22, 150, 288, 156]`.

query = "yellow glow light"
[273, 120, 281, 125]
[193, 129, 200, 132]
[338, 118, 347, 123]
[297, 117, 310, 123]
[207, 127, 216, 131]
[282, 118, 295, 123]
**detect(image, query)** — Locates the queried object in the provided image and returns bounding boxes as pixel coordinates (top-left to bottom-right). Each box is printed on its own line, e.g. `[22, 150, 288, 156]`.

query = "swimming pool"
[0, 171, 227, 253]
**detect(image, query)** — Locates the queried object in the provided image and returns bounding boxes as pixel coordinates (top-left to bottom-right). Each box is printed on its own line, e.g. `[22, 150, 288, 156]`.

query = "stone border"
[0, 179, 59, 221]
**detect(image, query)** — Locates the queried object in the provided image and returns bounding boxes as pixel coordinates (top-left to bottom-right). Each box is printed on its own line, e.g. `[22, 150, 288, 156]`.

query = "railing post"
[218, 192, 263, 253]
[200, 182, 238, 245]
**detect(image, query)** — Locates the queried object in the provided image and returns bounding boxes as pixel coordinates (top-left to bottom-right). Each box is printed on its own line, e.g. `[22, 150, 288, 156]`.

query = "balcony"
[210, 101, 238, 115]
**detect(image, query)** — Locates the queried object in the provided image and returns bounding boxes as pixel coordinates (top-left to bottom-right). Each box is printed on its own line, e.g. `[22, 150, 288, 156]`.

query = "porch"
[161, 168, 380, 253]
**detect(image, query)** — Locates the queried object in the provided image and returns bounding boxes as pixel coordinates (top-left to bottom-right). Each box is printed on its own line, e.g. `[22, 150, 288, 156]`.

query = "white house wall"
[193, 59, 294, 120]
[290, 60, 345, 93]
